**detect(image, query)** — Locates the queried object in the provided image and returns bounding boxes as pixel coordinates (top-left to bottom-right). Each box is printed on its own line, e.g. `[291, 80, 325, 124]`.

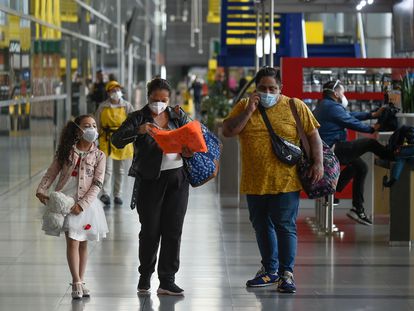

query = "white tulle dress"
[60, 150, 109, 241]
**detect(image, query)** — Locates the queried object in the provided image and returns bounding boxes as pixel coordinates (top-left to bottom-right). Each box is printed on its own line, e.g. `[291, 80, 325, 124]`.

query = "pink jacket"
[36, 144, 106, 211]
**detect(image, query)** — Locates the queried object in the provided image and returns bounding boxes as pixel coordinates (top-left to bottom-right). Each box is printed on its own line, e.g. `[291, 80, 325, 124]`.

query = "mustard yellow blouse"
[226, 95, 320, 195]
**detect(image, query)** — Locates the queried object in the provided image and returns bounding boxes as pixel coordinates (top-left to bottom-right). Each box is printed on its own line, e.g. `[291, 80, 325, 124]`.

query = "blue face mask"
[259, 92, 279, 108]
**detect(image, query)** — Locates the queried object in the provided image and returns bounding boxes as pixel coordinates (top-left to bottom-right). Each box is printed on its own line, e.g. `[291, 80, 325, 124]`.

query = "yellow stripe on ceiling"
[227, 30, 281, 35]
[228, 6, 251, 10]
[227, 30, 256, 34]
[228, 14, 256, 19]
[227, 14, 282, 19]
[227, 22, 281, 27]
[226, 38, 256, 45]
[226, 38, 281, 45]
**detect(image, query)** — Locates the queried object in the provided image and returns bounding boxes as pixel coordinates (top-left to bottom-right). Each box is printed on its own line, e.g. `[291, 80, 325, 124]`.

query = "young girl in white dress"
[36, 115, 109, 299]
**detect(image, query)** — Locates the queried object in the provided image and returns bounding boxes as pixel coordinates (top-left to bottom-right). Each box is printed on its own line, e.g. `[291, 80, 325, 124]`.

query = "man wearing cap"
[96, 80, 135, 205]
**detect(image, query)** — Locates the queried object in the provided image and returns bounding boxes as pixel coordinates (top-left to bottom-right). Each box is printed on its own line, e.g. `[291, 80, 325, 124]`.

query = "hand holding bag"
[258, 104, 302, 166]
[289, 99, 340, 199]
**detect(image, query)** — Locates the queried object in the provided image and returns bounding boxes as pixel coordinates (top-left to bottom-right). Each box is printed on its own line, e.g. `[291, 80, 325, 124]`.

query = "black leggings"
[334, 138, 392, 211]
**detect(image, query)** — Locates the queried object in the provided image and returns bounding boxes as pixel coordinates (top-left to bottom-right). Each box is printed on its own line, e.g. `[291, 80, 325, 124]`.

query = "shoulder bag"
[185, 123, 222, 187]
[172, 106, 222, 187]
[289, 98, 340, 199]
[258, 104, 302, 166]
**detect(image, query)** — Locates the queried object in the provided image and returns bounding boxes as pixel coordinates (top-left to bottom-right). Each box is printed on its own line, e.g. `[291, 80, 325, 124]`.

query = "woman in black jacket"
[112, 77, 193, 296]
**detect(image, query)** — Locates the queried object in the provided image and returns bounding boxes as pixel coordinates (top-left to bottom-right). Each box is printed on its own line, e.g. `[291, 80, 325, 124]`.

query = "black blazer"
[111, 105, 190, 180]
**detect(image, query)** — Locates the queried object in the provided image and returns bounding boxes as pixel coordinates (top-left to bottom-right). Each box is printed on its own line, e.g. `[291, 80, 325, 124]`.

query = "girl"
[36, 115, 109, 299]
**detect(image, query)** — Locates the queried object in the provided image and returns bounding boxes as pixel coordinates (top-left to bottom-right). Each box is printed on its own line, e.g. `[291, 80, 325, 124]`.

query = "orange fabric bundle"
[151, 120, 207, 153]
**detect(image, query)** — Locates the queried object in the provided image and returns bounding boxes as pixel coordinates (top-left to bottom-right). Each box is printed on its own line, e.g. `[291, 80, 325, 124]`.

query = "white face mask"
[148, 101, 167, 115]
[110, 91, 122, 101]
[340, 95, 349, 109]
[82, 127, 99, 143]
[74, 122, 99, 143]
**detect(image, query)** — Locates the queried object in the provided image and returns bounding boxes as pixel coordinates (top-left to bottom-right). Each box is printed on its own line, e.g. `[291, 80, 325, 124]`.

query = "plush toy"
[42, 191, 74, 236]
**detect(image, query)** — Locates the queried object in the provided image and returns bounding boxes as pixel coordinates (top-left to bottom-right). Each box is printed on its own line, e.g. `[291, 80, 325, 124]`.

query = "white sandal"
[70, 282, 83, 299]
[81, 282, 90, 297]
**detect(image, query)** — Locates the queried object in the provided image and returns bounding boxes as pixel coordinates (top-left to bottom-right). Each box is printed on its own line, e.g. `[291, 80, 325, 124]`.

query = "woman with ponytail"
[36, 115, 109, 299]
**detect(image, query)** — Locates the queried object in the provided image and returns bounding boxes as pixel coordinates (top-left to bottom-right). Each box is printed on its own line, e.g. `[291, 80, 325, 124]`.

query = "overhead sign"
[218, 0, 304, 67]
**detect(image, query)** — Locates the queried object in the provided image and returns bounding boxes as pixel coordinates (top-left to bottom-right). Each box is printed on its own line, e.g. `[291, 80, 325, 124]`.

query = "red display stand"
[280, 57, 414, 199]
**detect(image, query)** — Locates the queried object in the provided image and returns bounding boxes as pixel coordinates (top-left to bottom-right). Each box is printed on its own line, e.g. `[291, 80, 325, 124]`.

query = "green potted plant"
[401, 73, 414, 113]
[201, 94, 231, 131]
[398, 73, 414, 126]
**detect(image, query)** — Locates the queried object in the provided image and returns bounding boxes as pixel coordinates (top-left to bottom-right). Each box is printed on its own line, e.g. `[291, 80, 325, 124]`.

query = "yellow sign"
[207, 0, 220, 23]
[34, 0, 62, 39]
[305, 21, 324, 44]
[60, 58, 78, 70]
[208, 59, 217, 70]
[61, 0, 79, 23]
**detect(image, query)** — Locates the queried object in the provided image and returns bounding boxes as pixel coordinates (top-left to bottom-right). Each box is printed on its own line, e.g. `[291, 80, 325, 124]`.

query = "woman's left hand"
[70, 203, 83, 215]
[182, 145, 194, 158]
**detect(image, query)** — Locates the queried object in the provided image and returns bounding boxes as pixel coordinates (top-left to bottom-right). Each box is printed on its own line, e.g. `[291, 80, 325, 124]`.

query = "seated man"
[313, 80, 392, 225]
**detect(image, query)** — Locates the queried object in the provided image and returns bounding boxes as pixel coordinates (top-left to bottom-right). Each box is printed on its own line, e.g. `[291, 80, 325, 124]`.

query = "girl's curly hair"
[56, 115, 94, 167]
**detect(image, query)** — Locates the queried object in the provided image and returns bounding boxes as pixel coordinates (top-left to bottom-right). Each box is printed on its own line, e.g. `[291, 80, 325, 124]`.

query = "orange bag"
[151, 120, 207, 153]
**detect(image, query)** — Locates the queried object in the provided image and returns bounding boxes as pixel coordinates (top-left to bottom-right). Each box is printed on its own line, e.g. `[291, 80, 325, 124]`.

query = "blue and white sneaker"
[277, 271, 296, 293]
[246, 272, 279, 287]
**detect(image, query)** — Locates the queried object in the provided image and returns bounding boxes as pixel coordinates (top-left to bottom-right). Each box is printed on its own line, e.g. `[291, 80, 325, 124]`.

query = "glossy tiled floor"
[1, 173, 414, 311]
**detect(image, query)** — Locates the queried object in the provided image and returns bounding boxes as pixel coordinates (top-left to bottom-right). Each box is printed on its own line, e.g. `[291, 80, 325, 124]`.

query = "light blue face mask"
[259, 92, 279, 108]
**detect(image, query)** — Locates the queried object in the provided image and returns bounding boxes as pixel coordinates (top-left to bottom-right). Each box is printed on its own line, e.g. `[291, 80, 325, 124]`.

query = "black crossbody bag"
[258, 104, 302, 166]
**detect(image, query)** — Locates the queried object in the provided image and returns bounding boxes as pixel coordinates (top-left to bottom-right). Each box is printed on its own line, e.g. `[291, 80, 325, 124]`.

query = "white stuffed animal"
[42, 191, 74, 236]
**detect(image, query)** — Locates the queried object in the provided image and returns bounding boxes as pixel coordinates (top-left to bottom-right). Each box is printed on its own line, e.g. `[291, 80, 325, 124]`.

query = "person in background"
[96, 80, 134, 206]
[89, 70, 108, 111]
[210, 72, 226, 97]
[108, 73, 117, 82]
[223, 67, 323, 293]
[36, 115, 108, 299]
[313, 80, 392, 225]
[111, 77, 193, 296]
[71, 72, 82, 117]
[237, 76, 248, 95]
[191, 76, 203, 119]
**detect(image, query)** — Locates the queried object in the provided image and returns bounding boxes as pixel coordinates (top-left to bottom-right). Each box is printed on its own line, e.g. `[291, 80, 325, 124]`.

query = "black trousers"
[135, 167, 189, 282]
[334, 138, 392, 211]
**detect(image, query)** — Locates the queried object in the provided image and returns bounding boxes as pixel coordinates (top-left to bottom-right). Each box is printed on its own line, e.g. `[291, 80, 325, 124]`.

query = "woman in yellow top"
[95, 80, 134, 205]
[223, 67, 323, 293]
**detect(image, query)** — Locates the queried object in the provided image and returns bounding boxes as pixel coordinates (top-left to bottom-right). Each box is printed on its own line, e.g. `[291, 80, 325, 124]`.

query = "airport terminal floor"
[1, 166, 414, 311]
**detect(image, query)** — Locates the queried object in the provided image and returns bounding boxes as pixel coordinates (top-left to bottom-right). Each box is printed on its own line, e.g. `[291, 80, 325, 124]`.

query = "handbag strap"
[257, 104, 282, 143]
[289, 98, 311, 158]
